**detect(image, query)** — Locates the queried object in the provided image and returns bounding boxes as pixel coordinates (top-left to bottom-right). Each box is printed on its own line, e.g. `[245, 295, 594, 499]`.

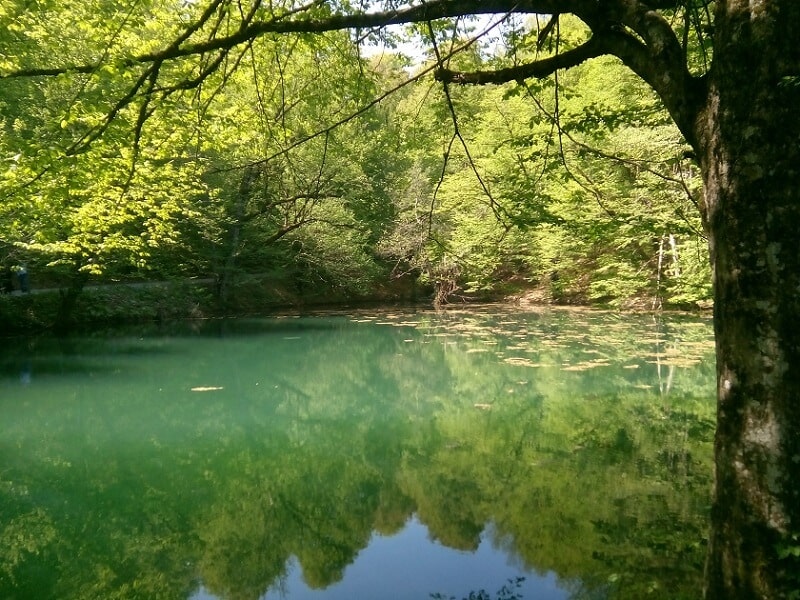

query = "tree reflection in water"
[0, 307, 715, 599]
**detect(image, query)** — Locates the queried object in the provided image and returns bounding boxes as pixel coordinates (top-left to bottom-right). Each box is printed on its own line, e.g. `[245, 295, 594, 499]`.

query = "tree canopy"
[1, 2, 709, 316]
[2, 1, 800, 598]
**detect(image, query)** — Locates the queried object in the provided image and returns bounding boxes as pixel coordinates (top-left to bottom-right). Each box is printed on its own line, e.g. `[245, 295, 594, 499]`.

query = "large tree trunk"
[698, 2, 800, 597]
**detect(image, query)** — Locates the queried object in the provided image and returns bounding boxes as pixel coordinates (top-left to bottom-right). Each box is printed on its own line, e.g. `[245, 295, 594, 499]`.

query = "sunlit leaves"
[379, 28, 709, 307]
[1, 0, 712, 312]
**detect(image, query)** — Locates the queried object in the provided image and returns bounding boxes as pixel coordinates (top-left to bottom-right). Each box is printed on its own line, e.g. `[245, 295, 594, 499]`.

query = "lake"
[0, 305, 716, 599]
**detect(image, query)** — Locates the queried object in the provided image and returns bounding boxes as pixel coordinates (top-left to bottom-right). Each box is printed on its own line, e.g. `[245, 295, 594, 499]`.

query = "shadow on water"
[0, 315, 355, 383]
[0, 306, 716, 600]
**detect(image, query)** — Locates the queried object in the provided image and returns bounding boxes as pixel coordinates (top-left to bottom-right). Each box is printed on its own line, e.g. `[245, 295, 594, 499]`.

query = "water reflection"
[0, 307, 715, 599]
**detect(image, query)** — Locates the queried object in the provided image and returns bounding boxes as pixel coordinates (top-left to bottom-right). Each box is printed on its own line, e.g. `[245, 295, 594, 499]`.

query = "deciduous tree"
[2, 1, 799, 596]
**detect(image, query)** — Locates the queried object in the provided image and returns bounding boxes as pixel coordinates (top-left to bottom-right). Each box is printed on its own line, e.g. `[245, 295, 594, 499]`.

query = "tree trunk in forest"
[53, 270, 89, 333]
[697, 2, 800, 597]
[217, 165, 259, 311]
[668, 234, 680, 278]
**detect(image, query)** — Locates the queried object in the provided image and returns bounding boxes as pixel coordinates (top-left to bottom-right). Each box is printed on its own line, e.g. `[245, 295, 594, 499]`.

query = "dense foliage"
[6, 3, 800, 598]
[0, 5, 710, 330]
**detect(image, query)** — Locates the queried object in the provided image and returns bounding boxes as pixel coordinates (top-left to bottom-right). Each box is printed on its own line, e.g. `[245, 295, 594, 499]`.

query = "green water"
[0, 306, 716, 600]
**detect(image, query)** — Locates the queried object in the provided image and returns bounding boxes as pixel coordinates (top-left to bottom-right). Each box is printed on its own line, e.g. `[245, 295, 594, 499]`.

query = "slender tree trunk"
[698, 2, 800, 596]
[654, 235, 665, 310]
[668, 234, 680, 278]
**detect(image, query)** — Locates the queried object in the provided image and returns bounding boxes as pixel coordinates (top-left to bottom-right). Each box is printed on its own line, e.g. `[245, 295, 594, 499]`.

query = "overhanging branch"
[435, 36, 604, 85]
[1, 0, 705, 152]
[0, 0, 588, 80]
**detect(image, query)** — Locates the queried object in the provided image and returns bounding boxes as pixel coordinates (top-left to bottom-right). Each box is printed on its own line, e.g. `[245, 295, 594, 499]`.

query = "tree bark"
[53, 270, 89, 333]
[697, 2, 800, 597]
[217, 165, 259, 311]
[6, 0, 800, 595]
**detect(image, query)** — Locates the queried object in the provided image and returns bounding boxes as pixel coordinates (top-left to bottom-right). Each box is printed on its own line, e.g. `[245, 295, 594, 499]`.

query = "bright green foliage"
[1, 2, 403, 315]
[0, 0, 207, 285]
[378, 21, 710, 308]
[1, 5, 711, 323]
[183, 30, 404, 304]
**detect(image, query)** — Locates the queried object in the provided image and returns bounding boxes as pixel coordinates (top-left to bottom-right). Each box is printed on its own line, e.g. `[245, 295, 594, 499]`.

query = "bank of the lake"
[0, 271, 710, 334]
[0, 272, 429, 334]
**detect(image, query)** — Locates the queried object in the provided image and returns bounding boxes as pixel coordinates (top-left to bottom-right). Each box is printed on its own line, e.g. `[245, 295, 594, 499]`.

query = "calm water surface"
[0, 306, 716, 599]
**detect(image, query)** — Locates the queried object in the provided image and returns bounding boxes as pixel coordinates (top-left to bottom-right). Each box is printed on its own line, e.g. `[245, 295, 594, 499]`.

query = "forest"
[0, 3, 711, 332]
[3, 1, 800, 598]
